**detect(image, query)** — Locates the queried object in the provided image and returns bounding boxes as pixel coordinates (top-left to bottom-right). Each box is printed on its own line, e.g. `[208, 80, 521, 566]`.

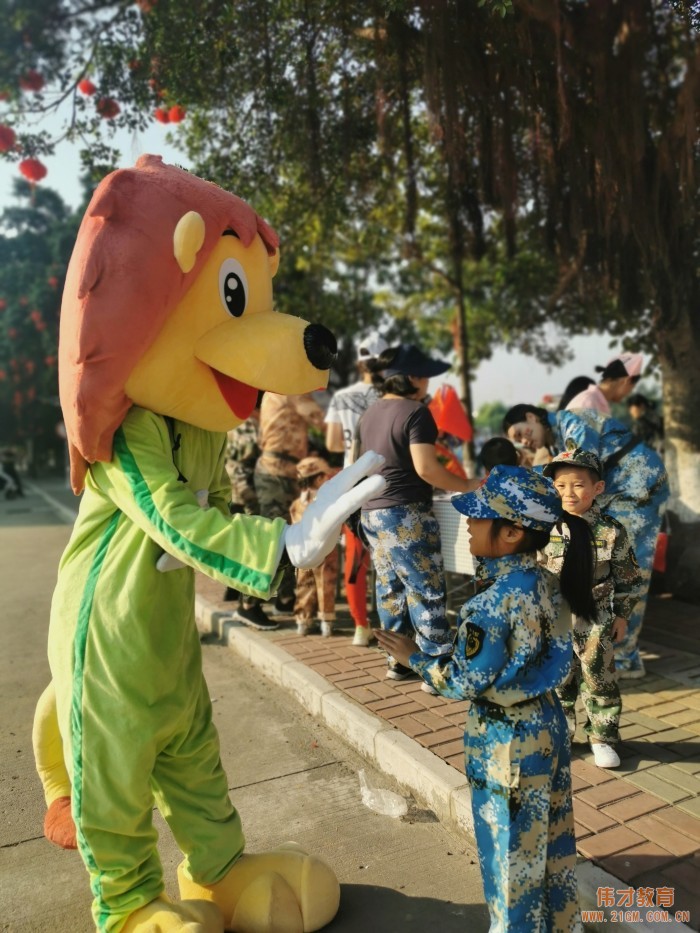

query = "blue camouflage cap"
[542, 447, 603, 479]
[452, 465, 563, 531]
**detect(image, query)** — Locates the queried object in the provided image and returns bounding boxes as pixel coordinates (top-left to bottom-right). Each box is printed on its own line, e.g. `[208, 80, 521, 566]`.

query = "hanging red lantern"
[78, 78, 97, 96]
[45, 355, 56, 366]
[168, 105, 186, 123]
[27, 386, 36, 401]
[0, 370, 6, 381]
[13, 390, 23, 408]
[154, 107, 170, 124]
[0, 299, 6, 311]
[25, 360, 35, 375]
[19, 69, 45, 92]
[47, 275, 59, 288]
[96, 97, 120, 119]
[36, 320, 47, 331]
[7, 327, 18, 339]
[30, 309, 42, 322]
[19, 157, 48, 182]
[0, 125, 16, 153]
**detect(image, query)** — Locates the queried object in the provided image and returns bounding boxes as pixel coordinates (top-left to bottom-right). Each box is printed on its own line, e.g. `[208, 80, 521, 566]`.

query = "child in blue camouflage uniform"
[542, 449, 643, 770]
[377, 466, 595, 933]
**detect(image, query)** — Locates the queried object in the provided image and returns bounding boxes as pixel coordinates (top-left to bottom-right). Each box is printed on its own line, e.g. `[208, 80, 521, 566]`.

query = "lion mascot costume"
[32, 155, 385, 933]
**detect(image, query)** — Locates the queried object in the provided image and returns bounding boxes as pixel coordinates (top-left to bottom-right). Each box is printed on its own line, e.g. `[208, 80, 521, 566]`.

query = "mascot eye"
[218, 258, 248, 318]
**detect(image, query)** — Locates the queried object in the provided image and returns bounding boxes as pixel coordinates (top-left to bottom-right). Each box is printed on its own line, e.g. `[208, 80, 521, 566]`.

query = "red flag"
[429, 384, 473, 442]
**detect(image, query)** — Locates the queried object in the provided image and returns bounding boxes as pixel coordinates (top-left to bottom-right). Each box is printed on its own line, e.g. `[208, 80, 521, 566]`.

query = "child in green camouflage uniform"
[543, 448, 643, 769]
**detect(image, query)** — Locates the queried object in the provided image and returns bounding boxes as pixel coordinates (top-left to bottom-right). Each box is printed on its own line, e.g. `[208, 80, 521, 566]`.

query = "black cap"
[383, 344, 451, 378]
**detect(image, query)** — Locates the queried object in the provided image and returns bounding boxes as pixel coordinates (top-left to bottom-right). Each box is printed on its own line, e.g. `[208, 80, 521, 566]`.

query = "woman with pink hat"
[566, 352, 644, 415]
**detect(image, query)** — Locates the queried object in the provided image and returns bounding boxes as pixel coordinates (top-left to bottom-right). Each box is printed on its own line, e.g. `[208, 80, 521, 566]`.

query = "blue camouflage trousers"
[465, 693, 581, 933]
[361, 503, 453, 657]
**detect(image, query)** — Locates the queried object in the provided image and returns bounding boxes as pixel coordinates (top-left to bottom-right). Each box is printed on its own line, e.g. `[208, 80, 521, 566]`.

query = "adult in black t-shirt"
[357, 344, 479, 687]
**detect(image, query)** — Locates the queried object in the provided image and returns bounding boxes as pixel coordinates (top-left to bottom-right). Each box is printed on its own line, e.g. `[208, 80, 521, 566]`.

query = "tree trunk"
[658, 303, 700, 601]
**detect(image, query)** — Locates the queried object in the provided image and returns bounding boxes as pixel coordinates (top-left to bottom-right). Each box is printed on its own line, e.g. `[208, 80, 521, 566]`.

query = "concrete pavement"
[0, 483, 488, 932]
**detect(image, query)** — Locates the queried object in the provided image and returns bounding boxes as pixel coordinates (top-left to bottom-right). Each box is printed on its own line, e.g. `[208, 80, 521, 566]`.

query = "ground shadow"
[328, 884, 490, 932]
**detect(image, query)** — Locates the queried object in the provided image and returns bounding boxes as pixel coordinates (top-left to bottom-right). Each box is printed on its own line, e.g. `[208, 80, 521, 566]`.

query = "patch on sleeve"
[465, 623, 485, 659]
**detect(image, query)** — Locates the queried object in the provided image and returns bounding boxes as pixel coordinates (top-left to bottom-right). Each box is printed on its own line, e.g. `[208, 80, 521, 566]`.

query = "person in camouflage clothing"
[222, 407, 261, 605]
[290, 456, 339, 636]
[543, 448, 643, 770]
[376, 466, 597, 933]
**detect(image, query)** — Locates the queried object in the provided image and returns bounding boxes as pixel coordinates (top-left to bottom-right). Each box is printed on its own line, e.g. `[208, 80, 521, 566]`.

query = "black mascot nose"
[304, 323, 338, 371]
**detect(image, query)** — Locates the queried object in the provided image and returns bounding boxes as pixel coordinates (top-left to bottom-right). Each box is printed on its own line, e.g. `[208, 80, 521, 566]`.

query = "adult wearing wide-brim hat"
[356, 343, 479, 685]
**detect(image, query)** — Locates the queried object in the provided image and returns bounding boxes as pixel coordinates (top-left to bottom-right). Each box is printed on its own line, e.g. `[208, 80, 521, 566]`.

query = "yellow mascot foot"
[177, 845, 340, 932]
[122, 895, 224, 932]
[44, 796, 77, 850]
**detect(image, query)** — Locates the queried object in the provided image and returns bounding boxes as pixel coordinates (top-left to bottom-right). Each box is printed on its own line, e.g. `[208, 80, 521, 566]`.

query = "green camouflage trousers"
[556, 609, 621, 744]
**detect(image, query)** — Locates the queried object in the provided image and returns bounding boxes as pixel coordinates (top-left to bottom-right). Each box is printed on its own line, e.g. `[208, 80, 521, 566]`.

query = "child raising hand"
[377, 466, 593, 933]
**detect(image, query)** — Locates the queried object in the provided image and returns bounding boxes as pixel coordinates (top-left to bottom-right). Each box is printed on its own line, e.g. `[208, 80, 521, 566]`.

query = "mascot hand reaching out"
[33, 155, 385, 933]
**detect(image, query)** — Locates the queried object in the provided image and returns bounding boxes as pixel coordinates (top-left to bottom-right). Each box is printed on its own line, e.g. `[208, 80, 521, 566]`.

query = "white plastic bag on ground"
[358, 769, 408, 818]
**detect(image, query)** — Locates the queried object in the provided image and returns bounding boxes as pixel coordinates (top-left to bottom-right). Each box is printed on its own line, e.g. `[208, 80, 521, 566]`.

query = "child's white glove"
[283, 451, 386, 569]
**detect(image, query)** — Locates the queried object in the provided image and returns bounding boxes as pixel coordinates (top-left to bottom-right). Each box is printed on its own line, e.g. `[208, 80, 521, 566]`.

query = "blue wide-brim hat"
[383, 343, 451, 378]
[452, 465, 562, 531]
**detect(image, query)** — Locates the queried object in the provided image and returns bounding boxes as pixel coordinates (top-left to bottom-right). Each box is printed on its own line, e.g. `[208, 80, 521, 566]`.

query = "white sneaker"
[352, 626, 372, 647]
[421, 682, 439, 695]
[591, 743, 620, 769]
[617, 660, 646, 680]
[320, 620, 333, 638]
[296, 620, 313, 636]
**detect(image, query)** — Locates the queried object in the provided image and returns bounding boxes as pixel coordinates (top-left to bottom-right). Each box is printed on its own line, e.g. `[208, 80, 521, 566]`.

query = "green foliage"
[0, 179, 79, 462]
[473, 400, 507, 437]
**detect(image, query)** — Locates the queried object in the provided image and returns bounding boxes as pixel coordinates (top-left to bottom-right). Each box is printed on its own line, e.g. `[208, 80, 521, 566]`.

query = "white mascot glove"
[283, 450, 386, 569]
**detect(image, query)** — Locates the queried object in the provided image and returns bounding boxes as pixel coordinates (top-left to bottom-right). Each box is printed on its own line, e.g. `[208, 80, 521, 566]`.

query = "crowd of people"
[217, 341, 669, 932]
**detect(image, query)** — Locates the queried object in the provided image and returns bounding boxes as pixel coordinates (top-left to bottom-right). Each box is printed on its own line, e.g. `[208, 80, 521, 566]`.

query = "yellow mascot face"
[125, 213, 327, 432]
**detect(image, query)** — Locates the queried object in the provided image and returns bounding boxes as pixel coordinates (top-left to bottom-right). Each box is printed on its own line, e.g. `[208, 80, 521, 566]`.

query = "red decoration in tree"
[45, 355, 57, 366]
[154, 107, 170, 124]
[0, 299, 6, 311]
[0, 370, 6, 381]
[36, 320, 47, 331]
[168, 105, 186, 123]
[47, 276, 59, 288]
[25, 360, 36, 375]
[27, 387, 36, 401]
[13, 391, 23, 407]
[0, 125, 16, 153]
[30, 309, 43, 323]
[96, 97, 120, 119]
[19, 69, 45, 92]
[19, 158, 48, 182]
[78, 78, 97, 96]
[8, 327, 18, 339]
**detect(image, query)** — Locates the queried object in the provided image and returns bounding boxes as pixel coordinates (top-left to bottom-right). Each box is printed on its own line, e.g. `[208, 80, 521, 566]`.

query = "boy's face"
[551, 466, 604, 516]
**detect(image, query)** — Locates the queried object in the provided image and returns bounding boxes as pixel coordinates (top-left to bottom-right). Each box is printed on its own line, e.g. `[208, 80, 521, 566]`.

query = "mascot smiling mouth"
[211, 367, 259, 420]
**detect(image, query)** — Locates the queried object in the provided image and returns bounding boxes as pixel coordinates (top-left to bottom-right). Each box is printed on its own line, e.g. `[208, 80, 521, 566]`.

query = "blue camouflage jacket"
[409, 553, 573, 706]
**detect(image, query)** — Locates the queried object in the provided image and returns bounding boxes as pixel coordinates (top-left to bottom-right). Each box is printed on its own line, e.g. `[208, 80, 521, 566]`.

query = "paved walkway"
[197, 573, 700, 931]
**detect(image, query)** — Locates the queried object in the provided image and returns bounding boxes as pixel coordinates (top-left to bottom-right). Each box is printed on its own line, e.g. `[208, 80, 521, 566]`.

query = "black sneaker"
[268, 598, 295, 617]
[385, 662, 416, 681]
[233, 604, 279, 631]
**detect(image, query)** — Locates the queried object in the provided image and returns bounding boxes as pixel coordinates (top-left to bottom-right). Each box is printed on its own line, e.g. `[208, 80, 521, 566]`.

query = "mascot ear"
[269, 248, 280, 279]
[174, 211, 206, 273]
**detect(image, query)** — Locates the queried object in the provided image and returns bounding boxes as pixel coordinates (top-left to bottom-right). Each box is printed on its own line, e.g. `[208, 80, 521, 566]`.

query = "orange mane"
[59, 155, 278, 493]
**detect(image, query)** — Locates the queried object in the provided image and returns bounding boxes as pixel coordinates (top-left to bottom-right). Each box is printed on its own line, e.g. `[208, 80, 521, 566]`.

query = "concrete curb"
[195, 593, 693, 933]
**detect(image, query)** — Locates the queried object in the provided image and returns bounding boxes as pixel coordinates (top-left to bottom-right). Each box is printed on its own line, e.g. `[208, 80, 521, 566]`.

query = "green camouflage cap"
[452, 465, 562, 531]
[542, 447, 602, 479]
